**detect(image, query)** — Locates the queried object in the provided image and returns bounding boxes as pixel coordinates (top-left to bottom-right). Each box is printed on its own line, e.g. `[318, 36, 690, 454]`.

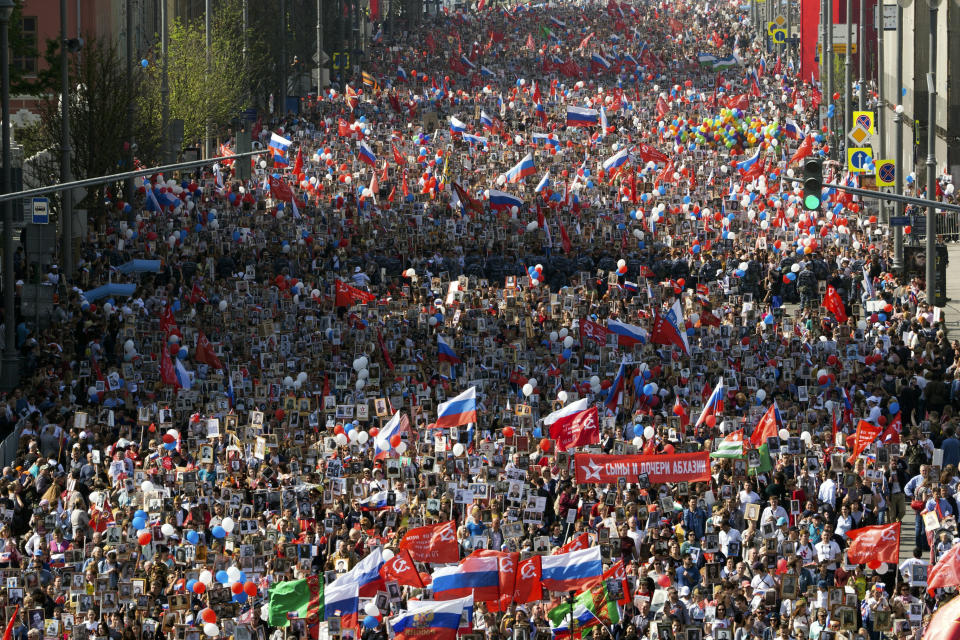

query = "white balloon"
[226, 566, 241, 582]
[218, 300, 228, 311]
[522, 383, 534, 397]
[335, 433, 348, 446]
[364, 602, 380, 617]
[221, 517, 235, 533]
[355, 379, 366, 390]
[557, 390, 568, 403]
[203, 623, 219, 637]
[549, 331, 559, 342]
[875, 563, 888, 574]
[395, 441, 407, 455]
[452, 443, 466, 456]
[590, 375, 601, 387]
[756, 389, 766, 402]
[348, 429, 359, 443]
[632, 436, 643, 447]
[526, 221, 539, 232]
[383, 549, 395, 561]
[559, 328, 569, 339]
[778, 429, 790, 441]
[528, 378, 538, 388]
[563, 336, 574, 349]
[199, 570, 213, 586]
[161, 523, 176, 537]
[357, 431, 369, 444]
[141, 480, 154, 493]
[643, 426, 655, 439]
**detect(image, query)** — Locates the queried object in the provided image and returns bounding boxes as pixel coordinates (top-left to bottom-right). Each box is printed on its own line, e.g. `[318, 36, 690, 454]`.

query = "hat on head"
[678, 586, 690, 596]
[776, 516, 788, 526]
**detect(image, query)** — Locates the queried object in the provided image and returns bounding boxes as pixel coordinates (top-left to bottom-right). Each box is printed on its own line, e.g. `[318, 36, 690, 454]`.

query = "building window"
[13, 16, 38, 76]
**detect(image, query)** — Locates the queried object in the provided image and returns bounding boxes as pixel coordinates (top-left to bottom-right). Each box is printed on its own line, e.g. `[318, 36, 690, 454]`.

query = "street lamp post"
[844, 0, 852, 144]
[924, 0, 939, 304]
[0, 0, 18, 389]
[161, 0, 170, 163]
[317, 0, 324, 95]
[877, 0, 886, 223]
[893, 0, 908, 271]
[60, 0, 73, 278]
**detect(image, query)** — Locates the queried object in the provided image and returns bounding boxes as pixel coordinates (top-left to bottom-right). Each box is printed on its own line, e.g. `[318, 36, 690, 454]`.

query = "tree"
[138, 0, 272, 152]
[27, 37, 142, 225]
[8, 0, 57, 95]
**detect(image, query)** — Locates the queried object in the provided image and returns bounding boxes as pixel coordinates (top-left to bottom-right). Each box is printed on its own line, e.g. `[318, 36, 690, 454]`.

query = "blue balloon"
[763, 314, 774, 325]
[890, 402, 900, 414]
[238, 571, 247, 584]
[787, 272, 797, 281]
[141, 59, 149, 68]
[583, 169, 591, 177]
[927, 499, 937, 512]
[186, 579, 198, 592]
[692, 244, 701, 254]
[186, 530, 200, 544]
[211, 526, 226, 539]
[643, 383, 656, 396]
[562, 348, 572, 359]
[132, 517, 146, 530]
[164, 441, 177, 450]
[878, 313, 887, 321]
[178, 347, 187, 359]
[216, 570, 229, 584]
[135, 510, 148, 520]
[734, 269, 745, 277]
[233, 592, 248, 604]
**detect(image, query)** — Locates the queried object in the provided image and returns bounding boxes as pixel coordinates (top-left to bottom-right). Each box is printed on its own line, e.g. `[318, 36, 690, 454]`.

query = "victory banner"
[574, 452, 711, 484]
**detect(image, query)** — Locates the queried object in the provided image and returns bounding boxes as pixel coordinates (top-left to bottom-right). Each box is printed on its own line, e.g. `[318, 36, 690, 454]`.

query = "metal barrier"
[909, 211, 960, 242]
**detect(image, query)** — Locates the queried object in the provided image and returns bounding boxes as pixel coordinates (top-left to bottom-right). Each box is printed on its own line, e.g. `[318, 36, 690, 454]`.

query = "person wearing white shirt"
[738, 482, 761, 505]
[719, 519, 742, 556]
[760, 496, 788, 528]
[834, 504, 854, 538]
[898, 548, 929, 583]
[818, 476, 837, 509]
[750, 562, 777, 608]
[815, 524, 842, 570]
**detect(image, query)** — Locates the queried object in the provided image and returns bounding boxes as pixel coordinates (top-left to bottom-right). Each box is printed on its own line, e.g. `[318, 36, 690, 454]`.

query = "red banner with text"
[574, 452, 711, 484]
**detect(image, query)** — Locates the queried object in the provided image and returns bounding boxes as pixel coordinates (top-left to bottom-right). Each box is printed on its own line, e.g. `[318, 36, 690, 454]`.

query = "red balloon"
[502, 426, 515, 438]
[200, 608, 217, 624]
[193, 581, 206, 595]
[390, 434, 403, 447]
[657, 574, 671, 588]
[333, 424, 345, 435]
[663, 443, 675, 454]
[867, 559, 882, 570]
[138, 532, 152, 546]
[369, 427, 379, 437]
[539, 438, 552, 453]
[777, 558, 788, 574]
[705, 415, 717, 428]
[162, 433, 175, 444]
[243, 581, 258, 597]
[231, 582, 244, 595]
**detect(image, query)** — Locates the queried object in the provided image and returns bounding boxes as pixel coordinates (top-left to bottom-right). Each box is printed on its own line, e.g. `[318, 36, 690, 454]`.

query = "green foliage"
[7, 0, 57, 95]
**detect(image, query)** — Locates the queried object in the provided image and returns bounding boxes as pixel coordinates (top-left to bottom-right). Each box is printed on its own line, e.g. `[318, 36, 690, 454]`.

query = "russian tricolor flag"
[480, 65, 496, 77]
[488, 189, 524, 211]
[359, 490, 405, 510]
[450, 116, 468, 133]
[329, 547, 385, 597]
[174, 359, 192, 390]
[591, 53, 612, 70]
[503, 153, 537, 183]
[549, 16, 566, 28]
[460, 54, 476, 70]
[407, 595, 473, 626]
[784, 118, 801, 140]
[736, 146, 761, 172]
[268, 133, 292, 166]
[397, 66, 407, 80]
[566, 106, 600, 127]
[374, 410, 405, 458]
[480, 110, 494, 130]
[533, 133, 561, 148]
[605, 363, 627, 411]
[436, 386, 477, 429]
[462, 133, 487, 146]
[602, 148, 630, 172]
[535, 170, 551, 193]
[323, 582, 360, 629]
[391, 599, 465, 640]
[651, 299, 690, 355]
[358, 141, 377, 167]
[607, 319, 648, 346]
[438, 335, 461, 364]
[540, 546, 603, 592]
[431, 555, 499, 602]
[695, 377, 726, 427]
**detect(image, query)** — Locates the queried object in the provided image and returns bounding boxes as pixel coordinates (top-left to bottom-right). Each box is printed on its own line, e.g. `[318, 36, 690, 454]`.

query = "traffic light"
[802, 157, 823, 211]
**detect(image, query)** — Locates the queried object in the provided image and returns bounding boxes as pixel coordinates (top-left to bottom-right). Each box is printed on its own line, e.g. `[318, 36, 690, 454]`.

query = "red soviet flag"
[553, 532, 591, 555]
[268, 176, 295, 202]
[512, 556, 542, 604]
[927, 543, 960, 595]
[398, 520, 459, 564]
[549, 406, 600, 452]
[583, 559, 631, 606]
[846, 522, 900, 565]
[379, 548, 424, 588]
[160, 347, 180, 389]
[579, 318, 608, 346]
[335, 279, 376, 307]
[473, 550, 519, 612]
[822, 285, 848, 323]
[194, 330, 224, 370]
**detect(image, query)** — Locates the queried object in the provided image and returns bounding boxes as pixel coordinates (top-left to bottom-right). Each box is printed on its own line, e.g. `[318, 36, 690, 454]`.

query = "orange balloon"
[200, 608, 217, 624]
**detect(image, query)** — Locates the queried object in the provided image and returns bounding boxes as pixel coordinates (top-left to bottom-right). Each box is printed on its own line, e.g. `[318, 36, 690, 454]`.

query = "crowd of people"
[3, 1, 960, 640]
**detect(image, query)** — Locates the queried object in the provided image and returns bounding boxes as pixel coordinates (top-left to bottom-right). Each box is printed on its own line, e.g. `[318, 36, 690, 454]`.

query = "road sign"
[889, 216, 911, 226]
[853, 110, 875, 133]
[31, 197, 49, 224]
[773, 14, 786, 25]
[767, 21, 777, 34]
[847, 123, 871, 146]
[875, 159, 896, 186]
[847, 147, 873, 173]
[772, 28, 787, 43]
[882, 4, 897, 30]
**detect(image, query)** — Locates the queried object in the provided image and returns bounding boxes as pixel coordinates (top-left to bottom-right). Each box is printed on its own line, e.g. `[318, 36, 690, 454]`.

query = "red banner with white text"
[574, 452, 711, 484]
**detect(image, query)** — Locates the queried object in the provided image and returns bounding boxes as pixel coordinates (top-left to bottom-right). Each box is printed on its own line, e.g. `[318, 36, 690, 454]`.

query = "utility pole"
[876, 0, 887, 223]
[242, 0, 248, 106]
[60, 0, 73, 278]
[844, 0, 852, 153]
[125, 0, 135, 207]
[161, 0, 170, 163]
[826, 0, 834, 155]
[317, 0, 324, 95]
[858, 0, 865, 110]
[280, 0, 287, 116]
[893, 0, 907, 271]
[205, 0, 212, 159]
[924, 0, 938, 305]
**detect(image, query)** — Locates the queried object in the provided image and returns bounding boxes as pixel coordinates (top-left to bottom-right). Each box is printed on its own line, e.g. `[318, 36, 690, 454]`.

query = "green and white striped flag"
[710, 430, 745, 458]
